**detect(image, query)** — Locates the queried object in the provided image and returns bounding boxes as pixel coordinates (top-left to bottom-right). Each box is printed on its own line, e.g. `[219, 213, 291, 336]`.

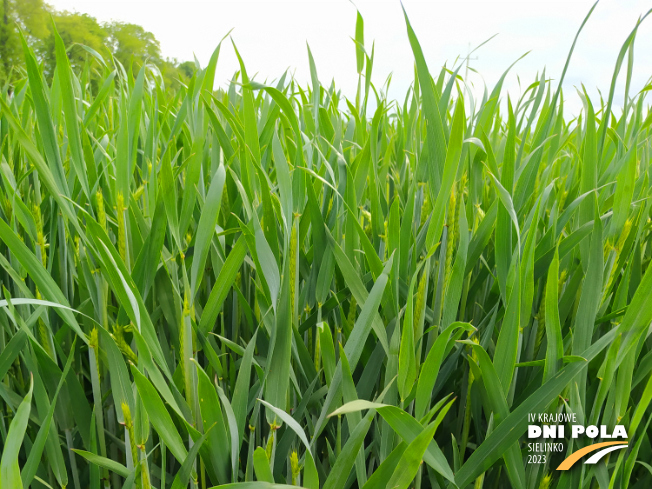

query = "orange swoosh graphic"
[556, 441, 628, 470]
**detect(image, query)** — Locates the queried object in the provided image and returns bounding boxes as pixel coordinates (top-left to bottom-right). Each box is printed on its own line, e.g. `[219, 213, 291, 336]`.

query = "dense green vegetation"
[1, 4, 652, 489]
[0, 0, 192, 86]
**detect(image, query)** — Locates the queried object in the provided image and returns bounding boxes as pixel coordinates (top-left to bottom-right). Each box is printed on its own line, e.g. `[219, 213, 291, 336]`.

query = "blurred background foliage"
[0, 0, 193, 87]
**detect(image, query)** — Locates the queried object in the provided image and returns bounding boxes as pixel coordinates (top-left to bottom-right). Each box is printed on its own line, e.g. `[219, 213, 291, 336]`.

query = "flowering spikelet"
[265, 426, 276, 460]
[290, 450, 300, 485]
[459, 172, 468, 208]
[140, 462, 151, 489]
[558, 269, 568, 293]
[383, 220, 389, 260]
[468, 337, 479, 384]
[2, 195, 11, 220]
[112, 324, 138, 364]
[386, 175, 390, 202]
[180, 291, 197, 410]
[116, 192, 127, 264]
[314, 325, 321, 372]
[89, 327, 101, 382]
[358, 208, 366, 229]
[37, 318, 53, 359]
[473, 473, 485, 489]
[558, 188, 569, 214]
[121, 402, 139, 468]
[538, 474, 552, 489]
[33, 203, 47, 268]
[133, 185, 145, 201]
[616, 218, 633, 253]
[445, 184, 458, 283]
[603, 238, 614, 261]
[474, 204, 485, 227]
[360, 207, 371, 240]
[414, 268, 428, 338]
[219, 182, 230, 225]
[74, 235, 80, 267]
[420, 187, 431, 226]
[96, 188, 107, 232]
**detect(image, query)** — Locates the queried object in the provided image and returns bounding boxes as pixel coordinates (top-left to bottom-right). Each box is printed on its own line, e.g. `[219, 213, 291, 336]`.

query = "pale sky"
[46, 0, 652, 117]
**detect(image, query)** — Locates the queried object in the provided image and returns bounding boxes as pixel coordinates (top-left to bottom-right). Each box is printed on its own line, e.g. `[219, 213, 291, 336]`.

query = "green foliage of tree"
[0, 0, 49, 80]
[0, 0, 189, 87]
[105, 21, 161, 67]
[41, 11, 108, 75]
[178, 60, 198, 79]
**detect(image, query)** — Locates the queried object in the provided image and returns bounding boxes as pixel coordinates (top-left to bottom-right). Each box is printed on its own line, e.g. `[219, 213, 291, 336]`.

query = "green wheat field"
[2, 3, 652, 489]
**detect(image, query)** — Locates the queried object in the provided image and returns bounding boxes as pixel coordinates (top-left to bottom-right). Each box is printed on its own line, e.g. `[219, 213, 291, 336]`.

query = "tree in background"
[178, 60, 198, 79]
[0, 0, 49, 80]
[0, 0, 190, 88]
[40, 11, 107, 76]
[105, 22, 160, 67]
[104, 21, 186, 88]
